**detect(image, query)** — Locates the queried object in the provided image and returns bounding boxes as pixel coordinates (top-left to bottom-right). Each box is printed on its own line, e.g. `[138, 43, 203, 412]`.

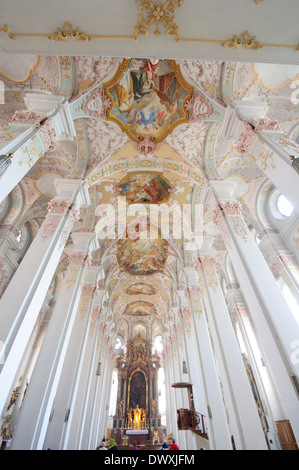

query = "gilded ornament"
[222, 31, 263, 50]
[252, 147, 275, 170]
[133, 0, 184, 42]
[0, 24, 14, 39]
[48, 21, 91, 43]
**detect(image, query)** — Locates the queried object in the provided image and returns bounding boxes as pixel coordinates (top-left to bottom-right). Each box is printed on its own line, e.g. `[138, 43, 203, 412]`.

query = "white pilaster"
[196, 253, 268, 450]
[251, 133, 299, 213]
[10, 231, 97, 450]
[80, 314, 108, 449]
[0, 179, 89, 418]
[0, 131, 45, 203]
[183, 268, 232, 450]
[226, 290, 283, 450]
[210, 180, 299, 444]
[69, 305, 104, 449]
[43, 265, 102, 450]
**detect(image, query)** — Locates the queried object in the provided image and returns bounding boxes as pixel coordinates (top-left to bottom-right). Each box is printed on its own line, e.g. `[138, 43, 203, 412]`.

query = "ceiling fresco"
[124, 301, 157, 317]
[116, 172, 172, 204]
[1, 50, 298, 358]
[103, 58, 193, 142]
[126, 283, 156, 295]
[117, 228, 168, 276]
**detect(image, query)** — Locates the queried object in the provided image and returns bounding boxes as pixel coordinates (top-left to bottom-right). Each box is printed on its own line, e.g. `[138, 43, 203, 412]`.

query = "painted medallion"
[103, 58, 194, 142]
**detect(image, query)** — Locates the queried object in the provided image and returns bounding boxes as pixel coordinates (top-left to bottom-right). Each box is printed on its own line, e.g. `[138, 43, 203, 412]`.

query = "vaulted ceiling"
[1, 1, 299, 348]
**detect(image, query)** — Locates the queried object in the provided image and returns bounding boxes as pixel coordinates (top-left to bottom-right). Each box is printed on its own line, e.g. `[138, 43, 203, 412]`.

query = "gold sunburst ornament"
[133, 0, 184, 42]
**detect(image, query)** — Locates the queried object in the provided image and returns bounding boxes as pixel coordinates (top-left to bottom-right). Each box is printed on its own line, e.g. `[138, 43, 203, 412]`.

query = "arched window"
[277, 194, 293, 217]
[153, 335, 163, 354]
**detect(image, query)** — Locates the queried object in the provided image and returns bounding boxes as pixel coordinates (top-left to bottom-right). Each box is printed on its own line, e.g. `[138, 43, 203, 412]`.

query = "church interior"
[0, 0, 299, 451]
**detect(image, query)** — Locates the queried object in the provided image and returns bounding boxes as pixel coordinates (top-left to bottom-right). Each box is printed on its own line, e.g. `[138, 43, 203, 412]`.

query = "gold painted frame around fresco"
[103, 58, 194, 143]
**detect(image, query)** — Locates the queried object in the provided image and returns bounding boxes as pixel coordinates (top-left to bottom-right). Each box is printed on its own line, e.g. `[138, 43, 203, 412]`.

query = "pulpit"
[172, 382, 208, 439]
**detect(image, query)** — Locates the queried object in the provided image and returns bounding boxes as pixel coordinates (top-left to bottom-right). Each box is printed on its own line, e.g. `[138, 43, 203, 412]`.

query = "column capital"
[68, 252, 89, 267]
[196, 255, 217, 270]
[257, 228, 279, 241]
[232, 99, 269, 121]
[81, 283, 97, 297]
[269, 254, 298, 280]
[47, 199, 72, 214]
[53, 178, 90, 208]
[218, 200, 243, 215]
[177, 290, 189, 308]
[185, 285, 202, 298]
[183, 266, 199, 286]
[70, 231, 99, 254]
[209, 179, 238, 201]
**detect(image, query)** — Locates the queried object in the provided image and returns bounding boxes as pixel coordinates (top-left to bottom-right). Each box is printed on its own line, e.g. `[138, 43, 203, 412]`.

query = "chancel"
[0, 0, 299, 452]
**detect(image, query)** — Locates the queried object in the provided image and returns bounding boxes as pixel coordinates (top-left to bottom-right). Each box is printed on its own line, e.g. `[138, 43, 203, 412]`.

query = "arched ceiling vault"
[2, 47, 299, 351]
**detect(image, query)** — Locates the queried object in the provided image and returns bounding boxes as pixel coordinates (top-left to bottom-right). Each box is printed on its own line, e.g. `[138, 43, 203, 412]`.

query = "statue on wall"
[127, 408, 133, 428]
[117, 398, 124, 416]
[151, 397, 158, 416]
[133, 405, 142, 430]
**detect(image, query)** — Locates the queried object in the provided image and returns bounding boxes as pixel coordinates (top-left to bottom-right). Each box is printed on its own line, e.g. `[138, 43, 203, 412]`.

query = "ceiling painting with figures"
[103, 58, 193, 142]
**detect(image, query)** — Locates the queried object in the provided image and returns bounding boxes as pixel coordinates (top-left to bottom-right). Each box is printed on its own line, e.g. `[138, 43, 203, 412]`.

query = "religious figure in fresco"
[116, 172, 172, 204]
[103, 58, 193, 142]
[126, 283, 156, 295]
[117, 234, 168, 275]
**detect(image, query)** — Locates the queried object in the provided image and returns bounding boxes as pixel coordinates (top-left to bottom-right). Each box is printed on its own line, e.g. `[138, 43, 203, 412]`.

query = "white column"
[211, 180, 299, 375]
[163, 335, 176, 438]
[258, 229, 299, 306]
[69, 307, 104, 450]
[232, 104, 299, 213]
[81, 314, 108, 449]
[226, 290, 283, 450]
[0, 131, 45, 204]
[93, 346, 114, 449]
[0, 179, 89, 418]
[169, 319, 188, 450]
[183, 269, 232, 450]
[43, 265, 102, 450]
[10, 231, 97, 450]
[165, 331, 181, 444]
[196, 253, 268, 450]
[210, 180, 299, 444]
[0, 225, 20, 297]
[251, 131, 299, 213]
[175, 293, 199, 450]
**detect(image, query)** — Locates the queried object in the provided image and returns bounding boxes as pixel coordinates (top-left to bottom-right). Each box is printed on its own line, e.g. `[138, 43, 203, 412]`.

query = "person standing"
[169, 439, 179, 450]
[107, 438, 118, 451]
